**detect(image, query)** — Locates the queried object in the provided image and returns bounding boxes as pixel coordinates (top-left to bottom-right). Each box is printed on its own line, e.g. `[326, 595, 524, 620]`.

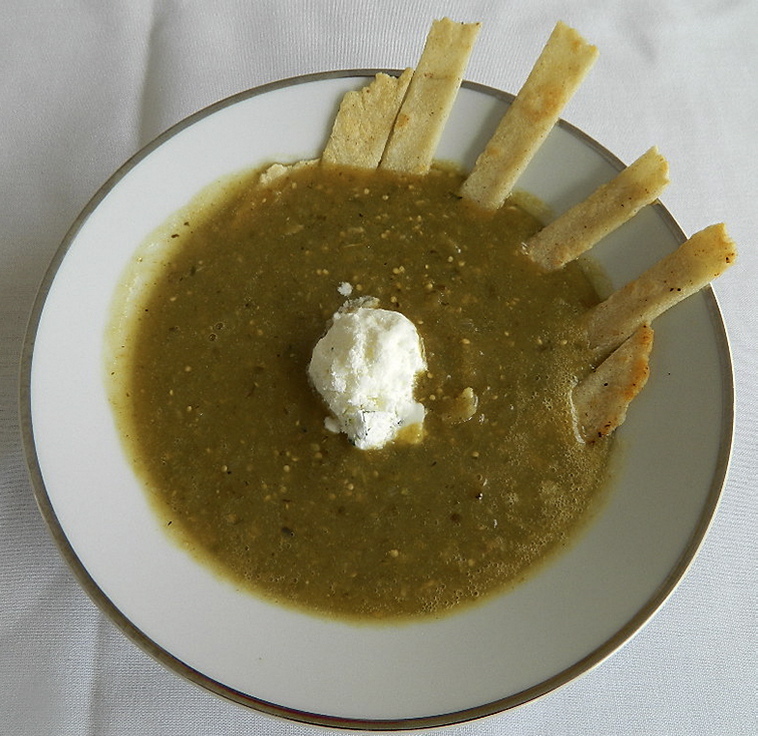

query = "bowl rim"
[19, 69, 735, 731]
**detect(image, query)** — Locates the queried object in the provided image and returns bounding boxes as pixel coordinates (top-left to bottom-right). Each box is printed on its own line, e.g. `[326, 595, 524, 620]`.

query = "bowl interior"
[23, 72, 733, 728]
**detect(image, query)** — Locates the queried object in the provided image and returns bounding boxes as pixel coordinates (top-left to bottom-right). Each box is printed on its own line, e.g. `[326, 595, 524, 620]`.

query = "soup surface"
[110, 162, 612, 620]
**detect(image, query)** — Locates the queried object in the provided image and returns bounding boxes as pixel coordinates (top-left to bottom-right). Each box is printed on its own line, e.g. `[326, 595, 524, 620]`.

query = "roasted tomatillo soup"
[109, 163, 613, 620]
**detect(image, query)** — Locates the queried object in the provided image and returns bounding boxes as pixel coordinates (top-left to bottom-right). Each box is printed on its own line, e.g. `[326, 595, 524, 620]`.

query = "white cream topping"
[308, 299, 427, 450]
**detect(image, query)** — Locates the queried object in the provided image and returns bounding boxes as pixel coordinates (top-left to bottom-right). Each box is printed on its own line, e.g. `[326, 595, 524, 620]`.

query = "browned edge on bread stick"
[380, 18, 481, 175]
[460, 21, 598, 209]
[583, 223, 736, 356]
[525, 147, 670, 271]
[572, 325, 654, 442]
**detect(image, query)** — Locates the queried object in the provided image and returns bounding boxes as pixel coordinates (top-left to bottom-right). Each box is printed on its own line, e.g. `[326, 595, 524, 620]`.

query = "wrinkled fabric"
[1, 1, 756, 734]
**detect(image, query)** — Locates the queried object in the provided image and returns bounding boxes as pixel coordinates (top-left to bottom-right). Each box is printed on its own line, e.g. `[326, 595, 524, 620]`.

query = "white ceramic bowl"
[21, 72, 733, 729]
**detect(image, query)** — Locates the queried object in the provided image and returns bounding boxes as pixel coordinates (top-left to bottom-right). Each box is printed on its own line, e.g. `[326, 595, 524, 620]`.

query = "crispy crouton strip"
[380, 18, 481, 175]
[526, 147, 670, 270]
[572, 325, 654, 442]
[322, 69, 413, 169]
[460, 21, 598, 209]
[584, 223, 736, 356]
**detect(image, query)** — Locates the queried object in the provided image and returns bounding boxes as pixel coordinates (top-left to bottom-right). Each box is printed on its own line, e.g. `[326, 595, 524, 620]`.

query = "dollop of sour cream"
[308, 299, 427, 450]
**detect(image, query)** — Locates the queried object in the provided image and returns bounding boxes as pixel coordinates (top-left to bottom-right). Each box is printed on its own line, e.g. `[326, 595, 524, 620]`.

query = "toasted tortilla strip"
[572, 325, 654, 442]
[526, 147, 670, 270]
[380, 18, 481, 174]
[584, 223, 736, 356]
[460, 21, 598, 209]
[322, 69, 413, 169]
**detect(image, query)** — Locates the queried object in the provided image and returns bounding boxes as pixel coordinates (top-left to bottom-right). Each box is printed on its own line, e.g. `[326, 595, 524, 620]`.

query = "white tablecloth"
[2, 1, 756, 734]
